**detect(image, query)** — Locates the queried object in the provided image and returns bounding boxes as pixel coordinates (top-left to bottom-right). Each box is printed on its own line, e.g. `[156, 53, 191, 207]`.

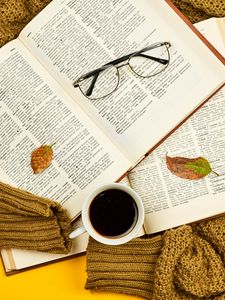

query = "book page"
[195, 17, 225, 57]
[19, 0, 224, 164]
[119, 175, 146, 237]
[128, 87, 225, 234]
[0, 40, 131, 220]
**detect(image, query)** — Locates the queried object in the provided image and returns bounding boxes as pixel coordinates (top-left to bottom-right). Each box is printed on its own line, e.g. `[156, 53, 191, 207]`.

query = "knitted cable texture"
[0, 181, 72, 253]
[86, 235, 163, 299]
[171, 0, 225, 23]
[194, 216, 225, 263]
[152, 223, 225, 300]
[0, 0, 51, 47]
[86, 217, 225, 300]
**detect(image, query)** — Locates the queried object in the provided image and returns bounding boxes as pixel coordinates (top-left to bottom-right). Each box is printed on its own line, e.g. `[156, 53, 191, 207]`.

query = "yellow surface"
[0, 254, 138, 300]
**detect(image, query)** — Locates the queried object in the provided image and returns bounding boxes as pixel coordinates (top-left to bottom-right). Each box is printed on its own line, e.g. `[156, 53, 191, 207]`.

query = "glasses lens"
[129, 44, 169, 77]
[78, 65, 119, 99]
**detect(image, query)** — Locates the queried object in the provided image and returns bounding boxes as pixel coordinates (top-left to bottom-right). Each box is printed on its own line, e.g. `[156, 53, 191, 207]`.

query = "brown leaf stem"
[212, 170, 220, 176]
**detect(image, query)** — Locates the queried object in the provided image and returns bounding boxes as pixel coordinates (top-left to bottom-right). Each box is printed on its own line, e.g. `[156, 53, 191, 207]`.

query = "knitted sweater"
[0, 181, 72, 254]
[86, 218, 225, 300]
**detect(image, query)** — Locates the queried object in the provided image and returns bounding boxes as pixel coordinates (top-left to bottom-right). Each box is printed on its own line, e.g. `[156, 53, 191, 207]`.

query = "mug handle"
[69, 225, 87, 239]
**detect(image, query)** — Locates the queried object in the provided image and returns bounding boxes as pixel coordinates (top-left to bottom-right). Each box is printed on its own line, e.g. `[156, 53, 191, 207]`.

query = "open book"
[127, 17, 225, 234]
[0, 0, 224, 273]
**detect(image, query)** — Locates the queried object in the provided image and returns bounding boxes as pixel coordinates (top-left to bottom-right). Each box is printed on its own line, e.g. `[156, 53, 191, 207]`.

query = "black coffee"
[89, 189, 137, 237]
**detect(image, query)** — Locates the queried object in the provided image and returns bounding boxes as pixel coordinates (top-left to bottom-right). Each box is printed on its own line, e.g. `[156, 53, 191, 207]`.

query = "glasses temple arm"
[85, 72, 100, 97]
[136, 53, 169, 65]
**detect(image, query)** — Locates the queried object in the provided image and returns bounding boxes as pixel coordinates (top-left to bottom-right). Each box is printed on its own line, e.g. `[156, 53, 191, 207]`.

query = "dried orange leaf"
[166, 155, 213, 180]
[31, 144, 54, 174]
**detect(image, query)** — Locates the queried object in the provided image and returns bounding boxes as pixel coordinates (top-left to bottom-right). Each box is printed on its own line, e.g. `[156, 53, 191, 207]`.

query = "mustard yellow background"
[0, 255, 138, 300]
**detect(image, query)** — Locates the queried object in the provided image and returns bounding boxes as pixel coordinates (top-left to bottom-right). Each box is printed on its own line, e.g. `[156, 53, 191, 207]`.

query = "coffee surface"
[89, 189, 137, 237]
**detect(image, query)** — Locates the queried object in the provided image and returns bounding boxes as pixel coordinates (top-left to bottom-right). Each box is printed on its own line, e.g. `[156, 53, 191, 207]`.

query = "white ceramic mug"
[69, 183, 145, 245]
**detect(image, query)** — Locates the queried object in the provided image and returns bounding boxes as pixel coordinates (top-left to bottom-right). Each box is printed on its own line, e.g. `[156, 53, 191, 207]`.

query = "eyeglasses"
[73, 41, 171, 100]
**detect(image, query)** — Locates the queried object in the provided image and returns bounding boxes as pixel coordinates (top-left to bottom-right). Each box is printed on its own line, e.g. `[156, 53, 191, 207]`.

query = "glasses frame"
[73, 41, 171, 100]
